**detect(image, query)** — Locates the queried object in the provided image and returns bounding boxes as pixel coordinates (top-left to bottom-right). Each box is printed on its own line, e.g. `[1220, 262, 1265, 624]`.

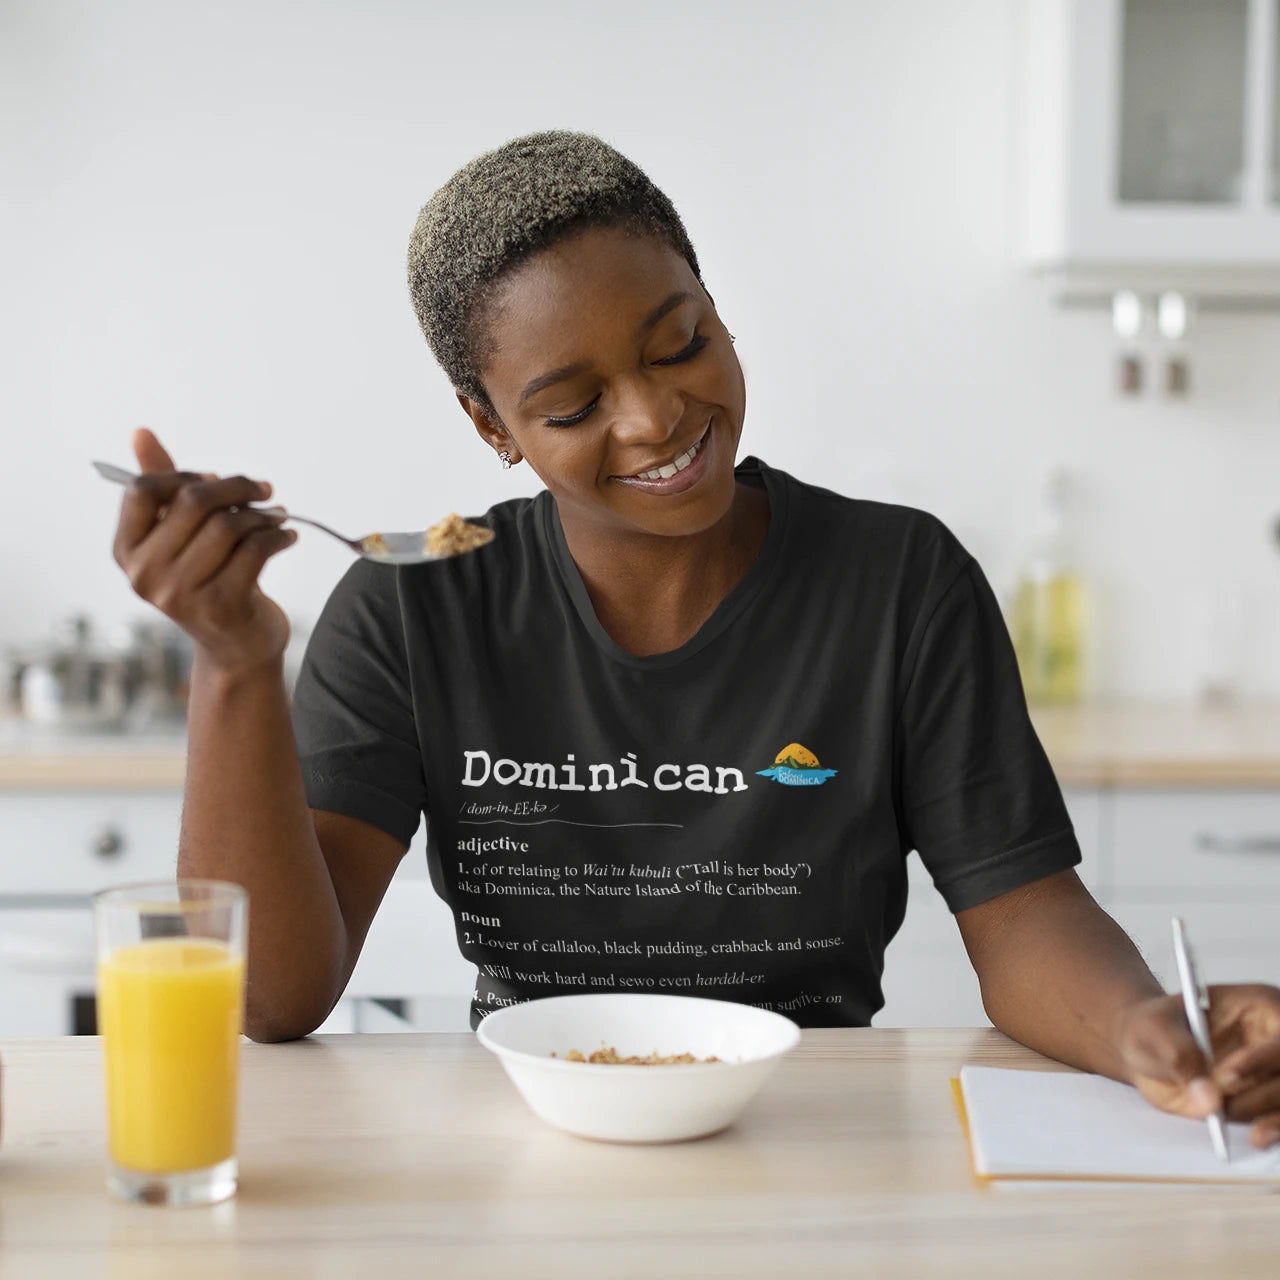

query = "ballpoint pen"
[1171, 916, 1230, 1162]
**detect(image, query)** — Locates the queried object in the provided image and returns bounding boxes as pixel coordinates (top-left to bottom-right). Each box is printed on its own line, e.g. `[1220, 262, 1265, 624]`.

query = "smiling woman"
[407, 132, 756, 578]
[111, 129, 1280, 1153]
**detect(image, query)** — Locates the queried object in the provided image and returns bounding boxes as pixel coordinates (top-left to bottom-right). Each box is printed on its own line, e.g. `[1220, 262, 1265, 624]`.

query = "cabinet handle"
[92, 826, 125, 859]
[1196, 833, 1280, 855]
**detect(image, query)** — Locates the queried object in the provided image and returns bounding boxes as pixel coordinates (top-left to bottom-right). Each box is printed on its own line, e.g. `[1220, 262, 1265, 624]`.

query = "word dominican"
[461, 750, 750, 794]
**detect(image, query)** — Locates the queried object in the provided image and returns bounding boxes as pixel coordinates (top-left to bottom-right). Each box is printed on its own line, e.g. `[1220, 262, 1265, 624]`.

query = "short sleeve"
[290, 561, 426, 847]
[897, 555, 1080, 913]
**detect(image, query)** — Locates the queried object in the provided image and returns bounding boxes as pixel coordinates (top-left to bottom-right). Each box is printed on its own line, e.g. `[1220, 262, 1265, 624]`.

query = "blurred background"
[2, 0, 1279, 1035]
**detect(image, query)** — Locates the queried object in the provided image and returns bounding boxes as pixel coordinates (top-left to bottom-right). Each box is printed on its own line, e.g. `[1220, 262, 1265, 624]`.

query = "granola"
[553, 1045, 721, 1065]
[425, 513, 494, 558]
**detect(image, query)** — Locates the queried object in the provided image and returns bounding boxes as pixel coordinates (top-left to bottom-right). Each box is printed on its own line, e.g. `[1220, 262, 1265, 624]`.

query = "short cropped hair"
[407, 130, 702, 414]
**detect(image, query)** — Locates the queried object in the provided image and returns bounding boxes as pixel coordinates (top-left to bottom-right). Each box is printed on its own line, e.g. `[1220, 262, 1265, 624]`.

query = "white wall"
[4, 0, 1279, 698]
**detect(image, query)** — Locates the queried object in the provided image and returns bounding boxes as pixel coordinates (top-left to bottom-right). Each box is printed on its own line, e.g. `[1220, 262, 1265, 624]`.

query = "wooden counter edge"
[0, 754, 186, 789]
[8, 755, 1280, 790]
[1053, 759, 1280, 788]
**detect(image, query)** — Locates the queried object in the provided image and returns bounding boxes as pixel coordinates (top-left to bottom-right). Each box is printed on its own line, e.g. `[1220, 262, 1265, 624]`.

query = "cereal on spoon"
[425, 513, 494, 558]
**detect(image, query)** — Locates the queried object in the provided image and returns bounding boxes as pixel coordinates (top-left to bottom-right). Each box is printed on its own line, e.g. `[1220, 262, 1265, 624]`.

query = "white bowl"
[476, 993, 801, 1143]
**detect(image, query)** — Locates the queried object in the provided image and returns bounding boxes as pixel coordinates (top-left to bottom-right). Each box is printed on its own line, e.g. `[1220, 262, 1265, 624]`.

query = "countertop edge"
[7, 704, 1280, 789]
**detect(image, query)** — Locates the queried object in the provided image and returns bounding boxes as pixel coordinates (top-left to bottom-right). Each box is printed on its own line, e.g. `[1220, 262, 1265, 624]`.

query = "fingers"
[1217, 1037, 1280, 1127]
[109, 436, 298, 669]
[1207, 991, 1280, 1144]
[1216, 983, 1280, 1044]
[1123, 995, 1222, 1118]
[152, 522, 296, 641]
[173, 525, 299, 637]
[118, 474, 272, 567]
[1216, 1038, 1280, 1092]
[1128, 997, 1215, 1083]
[132, 426, 177, 474]
[215, 524, 300, 599]
[167, 505, 291, 593]
[1223, 1077, 1280, 1123]
[112, 470, 289, 649]
[1124, 989, 1280, 1141]
[113, 470, 210, 560]
[1249, 1115, 1280, 1149]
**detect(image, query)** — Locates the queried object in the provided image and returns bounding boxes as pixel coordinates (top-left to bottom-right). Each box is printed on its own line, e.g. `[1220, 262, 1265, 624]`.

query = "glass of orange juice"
[93, 880, 247, 1206]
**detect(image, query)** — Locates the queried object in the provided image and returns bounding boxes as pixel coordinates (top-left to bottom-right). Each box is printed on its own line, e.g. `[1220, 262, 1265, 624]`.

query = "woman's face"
[464, 225, 747, 542]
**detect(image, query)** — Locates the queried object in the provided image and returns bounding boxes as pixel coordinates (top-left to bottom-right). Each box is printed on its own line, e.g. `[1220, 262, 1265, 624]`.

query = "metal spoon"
[92, 461, 493, 565]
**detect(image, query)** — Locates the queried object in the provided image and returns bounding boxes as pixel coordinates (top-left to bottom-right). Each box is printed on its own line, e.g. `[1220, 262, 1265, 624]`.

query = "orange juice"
[97, 938, 244, 1173]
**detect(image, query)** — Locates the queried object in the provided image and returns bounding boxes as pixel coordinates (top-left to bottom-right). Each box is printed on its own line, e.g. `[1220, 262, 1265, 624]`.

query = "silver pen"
[1171, 916, 1230, 1162]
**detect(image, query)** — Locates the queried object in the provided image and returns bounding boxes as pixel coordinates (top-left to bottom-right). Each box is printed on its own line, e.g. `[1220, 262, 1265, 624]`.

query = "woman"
[113, 131, 1280, 1146]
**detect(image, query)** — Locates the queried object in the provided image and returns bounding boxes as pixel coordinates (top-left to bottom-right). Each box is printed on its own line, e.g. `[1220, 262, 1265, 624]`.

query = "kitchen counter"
[2, 1028, 1278, 1277]
[4, 702, 1280, 790]
[0, 720, 185, 789]
[1031, 702, 1280, 787]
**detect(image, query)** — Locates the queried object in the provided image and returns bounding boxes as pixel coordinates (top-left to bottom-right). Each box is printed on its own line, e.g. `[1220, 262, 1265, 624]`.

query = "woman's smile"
[611, 420, 713, 495]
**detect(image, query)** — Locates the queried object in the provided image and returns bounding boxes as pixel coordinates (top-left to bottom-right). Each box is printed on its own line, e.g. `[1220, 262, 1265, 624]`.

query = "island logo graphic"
[755, 742, 838, 787]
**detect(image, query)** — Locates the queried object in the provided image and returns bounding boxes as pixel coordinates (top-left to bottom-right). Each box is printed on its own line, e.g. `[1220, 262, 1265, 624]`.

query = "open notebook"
[956, 1066, 1280, 1187]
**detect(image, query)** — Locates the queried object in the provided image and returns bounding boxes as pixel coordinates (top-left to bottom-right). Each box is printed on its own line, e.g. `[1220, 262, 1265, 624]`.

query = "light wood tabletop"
[1, 1029, 1278, 1278]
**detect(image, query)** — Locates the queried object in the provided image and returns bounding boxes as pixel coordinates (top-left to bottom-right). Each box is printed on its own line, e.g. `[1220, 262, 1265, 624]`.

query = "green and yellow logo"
[755, 742, 838, 787]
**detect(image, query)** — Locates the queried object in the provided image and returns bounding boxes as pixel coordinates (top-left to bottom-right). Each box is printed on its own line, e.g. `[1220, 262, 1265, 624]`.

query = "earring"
[499, 450, 513, 469]
[729, 333, 737, 344]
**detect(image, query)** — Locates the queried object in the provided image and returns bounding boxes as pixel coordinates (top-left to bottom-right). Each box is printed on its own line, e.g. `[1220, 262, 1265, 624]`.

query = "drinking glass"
[93, 880, 247, 1206]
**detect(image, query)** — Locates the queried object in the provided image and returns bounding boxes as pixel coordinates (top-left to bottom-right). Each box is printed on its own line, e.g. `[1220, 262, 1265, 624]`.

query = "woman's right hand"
[112, 428, 299, 675]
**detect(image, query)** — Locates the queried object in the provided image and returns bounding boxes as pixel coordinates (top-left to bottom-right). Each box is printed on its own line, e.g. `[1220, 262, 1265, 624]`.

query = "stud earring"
[729, 333, 737, 344]
[499, 450, 513, 469]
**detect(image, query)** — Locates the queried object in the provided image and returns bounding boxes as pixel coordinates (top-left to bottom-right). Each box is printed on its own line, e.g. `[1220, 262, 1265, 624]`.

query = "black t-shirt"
[291, 457, 1079, 1028]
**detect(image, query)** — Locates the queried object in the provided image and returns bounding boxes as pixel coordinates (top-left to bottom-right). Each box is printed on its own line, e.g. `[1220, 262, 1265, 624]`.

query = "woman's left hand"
[1116, 984, 1280, 1149]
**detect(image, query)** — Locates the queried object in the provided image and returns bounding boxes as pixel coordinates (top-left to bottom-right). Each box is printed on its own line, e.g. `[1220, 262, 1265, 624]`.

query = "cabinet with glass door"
[1021, 0, 1280, 271]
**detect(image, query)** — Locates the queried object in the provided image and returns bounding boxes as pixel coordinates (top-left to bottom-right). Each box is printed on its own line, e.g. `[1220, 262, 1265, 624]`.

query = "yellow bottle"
[1010, 471, 1087, 705]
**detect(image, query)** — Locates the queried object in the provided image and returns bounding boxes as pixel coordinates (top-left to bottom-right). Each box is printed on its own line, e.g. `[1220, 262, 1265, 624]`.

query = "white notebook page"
[959, 1066, 1280, 1183]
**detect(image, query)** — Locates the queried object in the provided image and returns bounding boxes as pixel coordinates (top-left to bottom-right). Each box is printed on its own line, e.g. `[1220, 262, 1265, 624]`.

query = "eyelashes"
[544, 332, 711, 427]
[545, 399, 600, 429]
[654, 332, 710, 368]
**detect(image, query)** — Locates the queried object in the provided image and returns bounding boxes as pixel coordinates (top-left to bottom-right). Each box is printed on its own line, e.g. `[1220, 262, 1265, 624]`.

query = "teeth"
[634, 432, 704, 481]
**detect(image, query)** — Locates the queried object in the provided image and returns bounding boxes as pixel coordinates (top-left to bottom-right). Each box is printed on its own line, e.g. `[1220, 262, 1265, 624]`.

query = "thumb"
[132, 426, 177, 474]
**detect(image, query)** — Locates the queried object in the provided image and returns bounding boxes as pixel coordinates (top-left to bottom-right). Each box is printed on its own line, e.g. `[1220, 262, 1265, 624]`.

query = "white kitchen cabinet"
[1105, 788, 1280, 899]
[880, 783, 1280, 1028]
[1106, 902, 1280, 992]
[1103, 786, 1280, 991]
[0, 908, 96, 1035]
[878, 789, 1102, 1028]
[875, 863, 986, 1028]
[330, 847, 474, 1033]
[0, 788, 475, 1036]
[0, 792, 181, 1035]
[0, 793, 181, 897]
[1020, 0, 1280, 272]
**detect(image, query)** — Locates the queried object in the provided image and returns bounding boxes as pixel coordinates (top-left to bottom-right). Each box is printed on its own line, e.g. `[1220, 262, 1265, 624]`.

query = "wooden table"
[1, 1029, 1278, 1278]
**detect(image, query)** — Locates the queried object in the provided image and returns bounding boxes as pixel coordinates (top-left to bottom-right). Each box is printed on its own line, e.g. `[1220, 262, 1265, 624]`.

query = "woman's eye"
[545, 396, 599, 427]
[655, 332, 709, 366]
[541, 333, 709, 427]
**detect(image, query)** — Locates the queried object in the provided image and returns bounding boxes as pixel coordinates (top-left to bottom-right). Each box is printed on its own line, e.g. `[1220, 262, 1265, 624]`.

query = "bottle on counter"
[1010, 469, 1087, 706]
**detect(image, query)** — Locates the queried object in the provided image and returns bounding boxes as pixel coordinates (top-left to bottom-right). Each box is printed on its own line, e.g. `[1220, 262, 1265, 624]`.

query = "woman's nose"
[608, 375, 683, 446]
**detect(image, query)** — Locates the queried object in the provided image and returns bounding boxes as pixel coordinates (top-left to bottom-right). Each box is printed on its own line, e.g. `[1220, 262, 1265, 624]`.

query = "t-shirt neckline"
[540, 456, 789, 670]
